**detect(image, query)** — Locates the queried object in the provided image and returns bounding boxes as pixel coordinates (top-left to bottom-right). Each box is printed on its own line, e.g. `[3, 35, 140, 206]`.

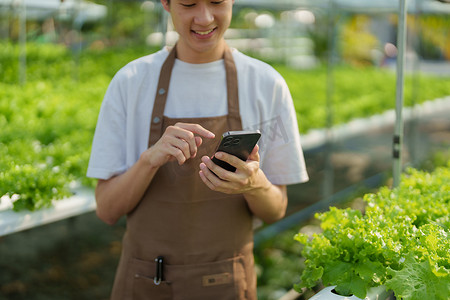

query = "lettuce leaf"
[385, 254, 450, 300]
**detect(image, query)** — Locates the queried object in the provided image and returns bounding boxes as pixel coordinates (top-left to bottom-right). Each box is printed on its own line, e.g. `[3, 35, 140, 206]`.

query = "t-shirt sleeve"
[259, 76, 309, 185]
[87, 74, 128, 180]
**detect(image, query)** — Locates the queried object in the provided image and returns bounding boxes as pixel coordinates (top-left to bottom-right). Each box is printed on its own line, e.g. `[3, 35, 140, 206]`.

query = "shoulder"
[231, 49, 288, 95]
[112, 48, 169, 83]
[101, 48, 169, 109]
[231, 49, 284, 82]
[231, 49, 290, 102]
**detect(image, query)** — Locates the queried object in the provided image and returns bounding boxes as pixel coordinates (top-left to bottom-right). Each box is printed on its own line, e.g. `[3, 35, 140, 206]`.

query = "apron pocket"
[133, 274, 172, 300]
[130, 255, 248, 300]
[130, 259, 173, 300]
[169, 255, 248, 300]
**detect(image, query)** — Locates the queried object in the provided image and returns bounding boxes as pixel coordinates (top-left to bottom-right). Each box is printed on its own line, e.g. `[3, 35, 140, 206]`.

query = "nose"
[194, 3, 214, 25]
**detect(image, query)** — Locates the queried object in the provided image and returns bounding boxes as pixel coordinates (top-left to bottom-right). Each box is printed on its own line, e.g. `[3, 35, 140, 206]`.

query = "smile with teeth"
[193, 28, 215, 35]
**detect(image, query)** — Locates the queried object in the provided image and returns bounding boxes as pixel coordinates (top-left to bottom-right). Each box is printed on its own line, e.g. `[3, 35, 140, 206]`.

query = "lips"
[191, 27, 217, 37]
[194, 28, 214, 35]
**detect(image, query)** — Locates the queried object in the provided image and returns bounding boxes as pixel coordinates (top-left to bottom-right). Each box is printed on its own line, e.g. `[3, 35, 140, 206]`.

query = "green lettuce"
[295, 166, 450, 299]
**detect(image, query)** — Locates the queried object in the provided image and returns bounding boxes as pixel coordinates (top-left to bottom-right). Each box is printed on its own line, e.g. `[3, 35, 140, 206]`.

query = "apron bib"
[110, 45, 257, 300]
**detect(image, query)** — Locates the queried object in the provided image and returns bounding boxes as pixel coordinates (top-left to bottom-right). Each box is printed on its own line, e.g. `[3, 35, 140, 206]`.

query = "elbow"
[96, 207, 119, 226]
[95, 180, 121, 225]
[263, 209, 286, 225]
[95, 193, 120, 225]
[262, 194, 288, 224]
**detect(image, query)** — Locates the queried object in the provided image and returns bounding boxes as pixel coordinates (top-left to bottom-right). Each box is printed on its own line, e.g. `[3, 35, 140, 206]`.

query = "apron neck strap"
[223, 46, 241, 127]
[148, 44, 242, 147]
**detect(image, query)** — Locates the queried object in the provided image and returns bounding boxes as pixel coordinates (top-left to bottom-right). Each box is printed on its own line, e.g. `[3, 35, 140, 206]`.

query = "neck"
[175, 40, 227, 63]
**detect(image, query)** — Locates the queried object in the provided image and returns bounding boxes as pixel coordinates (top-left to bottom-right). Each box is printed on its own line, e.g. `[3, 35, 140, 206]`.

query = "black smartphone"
[211, 130, 261, 172]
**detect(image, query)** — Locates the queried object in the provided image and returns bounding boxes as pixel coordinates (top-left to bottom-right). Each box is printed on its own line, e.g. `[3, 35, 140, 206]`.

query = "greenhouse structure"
[0, 0, 449, 299]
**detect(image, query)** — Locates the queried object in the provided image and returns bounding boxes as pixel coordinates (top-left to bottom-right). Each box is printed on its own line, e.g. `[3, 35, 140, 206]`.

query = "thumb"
[248, 144, 260, 162]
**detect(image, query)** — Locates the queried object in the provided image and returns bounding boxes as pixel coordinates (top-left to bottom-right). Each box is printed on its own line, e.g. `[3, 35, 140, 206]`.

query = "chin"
[191, 41, 220, 53]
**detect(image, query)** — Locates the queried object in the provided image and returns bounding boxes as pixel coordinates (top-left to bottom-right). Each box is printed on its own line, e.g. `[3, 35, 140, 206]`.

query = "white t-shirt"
[87, 48, 308, 185]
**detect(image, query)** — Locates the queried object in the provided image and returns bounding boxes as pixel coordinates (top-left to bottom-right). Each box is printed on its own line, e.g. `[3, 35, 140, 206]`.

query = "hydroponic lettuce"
[0, 39, 159, 211]
[0, 82, 99, 211]
[275, 64, 450, 134]
[0, 42, 158, 211]
[294, 165, 450, 299]
[2, 41, 450, 211]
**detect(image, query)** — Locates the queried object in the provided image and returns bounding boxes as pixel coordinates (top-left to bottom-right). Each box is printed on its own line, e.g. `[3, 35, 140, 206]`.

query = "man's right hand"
[95, 123, 215, 225]
[142, 122, 215, 168]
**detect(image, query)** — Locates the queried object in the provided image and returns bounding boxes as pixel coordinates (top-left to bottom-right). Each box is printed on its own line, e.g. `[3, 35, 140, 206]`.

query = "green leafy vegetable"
[0, 42, 151, 210]
[386, 253, 449, 300]
[1, 41, 450, 211]
[295, 166, 450, 299]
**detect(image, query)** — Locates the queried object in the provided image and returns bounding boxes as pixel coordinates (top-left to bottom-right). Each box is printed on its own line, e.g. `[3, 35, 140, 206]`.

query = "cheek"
[172, 14, 190, 32]
[217, 12, 232, 29]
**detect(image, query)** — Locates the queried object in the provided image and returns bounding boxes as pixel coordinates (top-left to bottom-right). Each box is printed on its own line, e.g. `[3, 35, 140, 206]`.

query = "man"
[87, 0, 308, 299]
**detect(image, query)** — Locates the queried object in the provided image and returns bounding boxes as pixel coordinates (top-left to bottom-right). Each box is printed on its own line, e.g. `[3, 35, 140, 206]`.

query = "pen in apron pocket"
[154, 256, 164, 285]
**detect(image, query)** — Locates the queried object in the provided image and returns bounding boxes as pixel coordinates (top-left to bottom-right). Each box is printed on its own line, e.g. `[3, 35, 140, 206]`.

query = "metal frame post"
[322, 0, 337, 200]
[18, 0, 26, 84]
[393, 0, 408, 187]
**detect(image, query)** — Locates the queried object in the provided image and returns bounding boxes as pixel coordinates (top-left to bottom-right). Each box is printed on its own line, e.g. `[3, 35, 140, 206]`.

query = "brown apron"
[110, 45, 257, 300]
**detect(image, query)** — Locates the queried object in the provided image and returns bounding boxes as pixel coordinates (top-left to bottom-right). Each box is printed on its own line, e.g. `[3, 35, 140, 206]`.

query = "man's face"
[162, 0, 234, 63]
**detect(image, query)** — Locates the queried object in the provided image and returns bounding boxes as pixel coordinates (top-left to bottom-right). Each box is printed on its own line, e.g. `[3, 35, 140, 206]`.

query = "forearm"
[95, 154, 159, 225]
[243, 171, 287, 224]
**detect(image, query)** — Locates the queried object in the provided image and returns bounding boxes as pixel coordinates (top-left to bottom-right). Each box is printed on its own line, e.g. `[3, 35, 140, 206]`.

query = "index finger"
[175, 123, 215, 139]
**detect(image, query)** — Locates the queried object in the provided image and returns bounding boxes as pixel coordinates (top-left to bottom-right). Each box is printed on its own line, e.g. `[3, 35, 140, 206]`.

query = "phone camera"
[223, 137, 240, 148]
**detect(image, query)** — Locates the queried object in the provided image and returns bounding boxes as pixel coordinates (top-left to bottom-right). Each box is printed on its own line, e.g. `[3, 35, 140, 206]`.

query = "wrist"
[139, 149, 160, 173]
[244, 170, 272, 197]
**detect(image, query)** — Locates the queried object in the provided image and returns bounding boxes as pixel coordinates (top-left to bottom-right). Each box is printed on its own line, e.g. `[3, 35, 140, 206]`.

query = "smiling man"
[87, 0, 308, 299]
[163, 0, 233, 63]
